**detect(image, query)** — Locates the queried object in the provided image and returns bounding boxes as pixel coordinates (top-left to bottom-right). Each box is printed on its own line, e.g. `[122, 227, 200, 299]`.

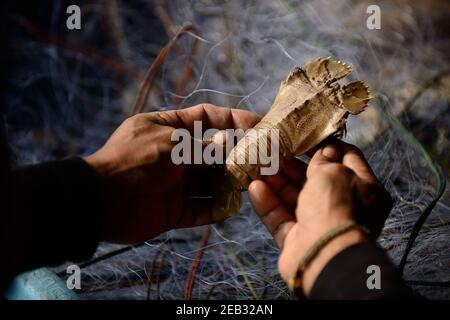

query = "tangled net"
[3, 0, 449, 299]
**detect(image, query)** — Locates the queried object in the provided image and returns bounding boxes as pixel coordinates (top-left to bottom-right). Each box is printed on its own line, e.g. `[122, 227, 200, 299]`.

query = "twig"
[175, 34, 199, 108]
[130, 24, 198, 115]
[206, 282, 221, 300]
[146, 249, 163, 300]
[154, 0, 177, 38]
[184, 225, 211, 300]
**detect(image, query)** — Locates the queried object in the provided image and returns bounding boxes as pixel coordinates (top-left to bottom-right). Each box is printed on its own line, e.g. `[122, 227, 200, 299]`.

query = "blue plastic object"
[4, 268, 78, 300]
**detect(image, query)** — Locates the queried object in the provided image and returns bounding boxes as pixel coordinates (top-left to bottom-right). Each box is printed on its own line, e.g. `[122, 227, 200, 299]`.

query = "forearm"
[302, 229, 367, 295]
[308, 241, 418, 299]
[1, 157, 103, 292]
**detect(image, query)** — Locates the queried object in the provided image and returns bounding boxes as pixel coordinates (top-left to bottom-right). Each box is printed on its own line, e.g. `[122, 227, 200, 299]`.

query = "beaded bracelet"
[287, 221, 369, 299]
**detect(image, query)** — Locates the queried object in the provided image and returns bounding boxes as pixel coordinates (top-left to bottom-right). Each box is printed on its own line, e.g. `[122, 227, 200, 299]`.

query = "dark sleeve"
[309, 242, 418, 299]
[0, 157, 103, 292]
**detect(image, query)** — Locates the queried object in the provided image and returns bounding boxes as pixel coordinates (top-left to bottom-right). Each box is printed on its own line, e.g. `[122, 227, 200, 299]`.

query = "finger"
[184, 197, 216, 226]
[303, 136, 341, 159]
[306, 143, 341, 178]
[261, 158, 306, 208]
[182, 189, 239, 227]
[172, 131, 228, 170]
[248, 180, 296, 248]
[283, 157, 307, 185]
[146, 104, 261, 133]
[177, 178, 216, 228]
[178, 165, 231, 228]
[262, 174, 299, 210]
[354, 179, 392, 238]
[339, 142, 378, 183]
[182, 165, 225, 194]
[182, 137, 226, 171]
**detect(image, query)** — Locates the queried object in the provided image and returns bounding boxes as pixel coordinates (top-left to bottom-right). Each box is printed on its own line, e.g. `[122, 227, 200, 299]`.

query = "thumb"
[306, 143, 341, 178]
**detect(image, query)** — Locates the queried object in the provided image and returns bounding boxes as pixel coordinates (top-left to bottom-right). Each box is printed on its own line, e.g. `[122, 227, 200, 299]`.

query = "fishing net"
[3, 0, 449, 299]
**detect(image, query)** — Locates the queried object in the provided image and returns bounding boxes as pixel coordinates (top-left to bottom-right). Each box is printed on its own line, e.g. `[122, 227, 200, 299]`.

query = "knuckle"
[197, 103, 219, 113]
[199, 103, 215, 109]
[129, 113, 146, 121]
[124, 113, 148, 128]
[152, 111, 173, 125]
[122, 115, 134, 126]
[277, 253, 290, 281]
[118, 114, 159, 142]
[320, 163, 353, 178]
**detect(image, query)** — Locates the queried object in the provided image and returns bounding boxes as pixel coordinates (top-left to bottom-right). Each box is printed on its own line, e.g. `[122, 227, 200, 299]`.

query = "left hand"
[84, 104, 261, 243]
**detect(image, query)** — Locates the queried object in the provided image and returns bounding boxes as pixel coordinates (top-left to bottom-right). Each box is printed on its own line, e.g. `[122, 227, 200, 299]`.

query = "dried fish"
[214, 57, 371, 217]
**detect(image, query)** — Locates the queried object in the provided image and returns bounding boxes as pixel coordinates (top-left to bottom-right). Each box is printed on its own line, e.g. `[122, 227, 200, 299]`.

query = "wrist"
[83, 151, 110, 179]
[301, 228, 367, 295]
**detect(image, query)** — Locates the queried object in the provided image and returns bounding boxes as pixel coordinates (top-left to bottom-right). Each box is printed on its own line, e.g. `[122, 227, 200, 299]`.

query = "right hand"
[248, 141, 392, 295]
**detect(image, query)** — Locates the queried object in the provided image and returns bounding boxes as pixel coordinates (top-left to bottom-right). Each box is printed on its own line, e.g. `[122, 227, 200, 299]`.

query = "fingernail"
[322, 144, 340, 162]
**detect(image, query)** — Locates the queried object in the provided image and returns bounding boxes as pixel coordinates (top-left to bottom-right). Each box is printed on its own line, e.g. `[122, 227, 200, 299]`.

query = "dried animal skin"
[214, 57, 371, 217]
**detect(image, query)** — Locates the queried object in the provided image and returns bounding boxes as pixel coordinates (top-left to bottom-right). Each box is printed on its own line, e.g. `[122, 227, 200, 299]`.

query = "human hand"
[84, 104, 261, 243]
[248, 141, 392, 295]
